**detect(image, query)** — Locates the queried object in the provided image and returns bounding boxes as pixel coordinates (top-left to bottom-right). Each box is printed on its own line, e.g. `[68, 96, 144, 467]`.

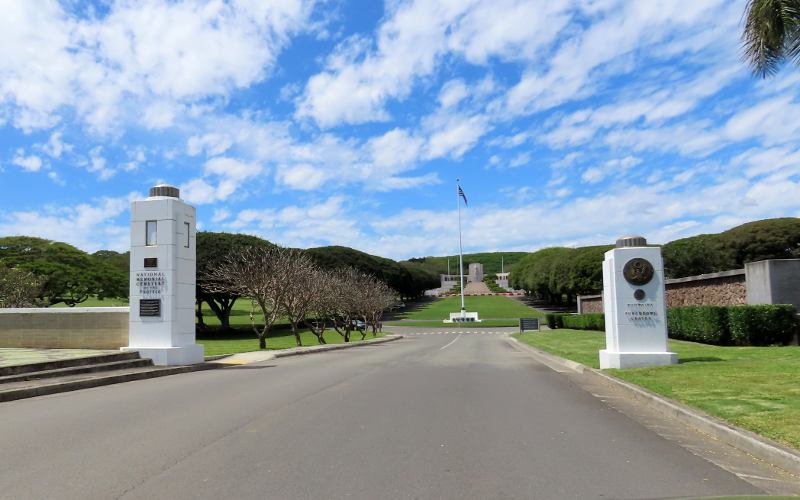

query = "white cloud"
[181, 157, 264, 204]
[11, 152, 43, 172]
[296, 0, 572, 127]
[0, 0, 315, 132]
[368, 128, 423, 170]
[0, 195, 134, 252]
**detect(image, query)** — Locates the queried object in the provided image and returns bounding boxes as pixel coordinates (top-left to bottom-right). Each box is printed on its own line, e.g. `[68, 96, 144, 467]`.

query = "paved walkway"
[0, 348, 118, 368]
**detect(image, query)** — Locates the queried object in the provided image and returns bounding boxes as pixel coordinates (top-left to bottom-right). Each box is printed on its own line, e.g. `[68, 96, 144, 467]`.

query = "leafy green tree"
[662, 234, 723, 278]
[0, 237, 126, 306]
[742, 0, 800, 77]
[717, 217, 800, 267]
[196, 232, 275, 330]
[567, 245, 614, 295]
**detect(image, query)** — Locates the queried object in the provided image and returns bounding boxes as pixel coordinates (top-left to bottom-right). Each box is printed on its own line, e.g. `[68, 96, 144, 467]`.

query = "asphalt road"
[0, 331, 761, 500]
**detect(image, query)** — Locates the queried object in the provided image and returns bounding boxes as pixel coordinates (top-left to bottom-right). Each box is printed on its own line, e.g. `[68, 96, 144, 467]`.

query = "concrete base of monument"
[443, 311, 481, 323]
[122, 344, 205, 366]
[599, 349, 678, 369]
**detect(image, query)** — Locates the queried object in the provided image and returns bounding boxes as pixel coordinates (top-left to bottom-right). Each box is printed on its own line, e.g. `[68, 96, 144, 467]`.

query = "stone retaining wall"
[0, 307, 129, 349]
[665, 270, 746, 307]
[577, 269, 748, 313]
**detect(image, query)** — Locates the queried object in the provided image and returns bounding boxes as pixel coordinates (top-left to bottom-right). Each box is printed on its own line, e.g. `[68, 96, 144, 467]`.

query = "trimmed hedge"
[727, 305, 798, 346]
[667, 304, 798, 346]
[667, 306, 729, 345]
[544, 313, 568, 329]
[562, 313, 605, 331]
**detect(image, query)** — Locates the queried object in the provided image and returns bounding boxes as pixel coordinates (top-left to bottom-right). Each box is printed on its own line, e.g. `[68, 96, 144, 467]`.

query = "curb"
[212, 334, 404, 365]
[505, 336, 800, 475]
[0, 364, 215, 403]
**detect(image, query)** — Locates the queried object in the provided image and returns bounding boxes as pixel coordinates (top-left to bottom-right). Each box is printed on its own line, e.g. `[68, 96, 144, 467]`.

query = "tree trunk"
[258, 336, 266, 349]
[292, 323, 302, 347]
[196, 299, 206, 328]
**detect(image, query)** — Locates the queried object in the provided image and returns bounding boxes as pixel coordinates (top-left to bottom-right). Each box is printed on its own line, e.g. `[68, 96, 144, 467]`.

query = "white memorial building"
[124, 184, 204, 366]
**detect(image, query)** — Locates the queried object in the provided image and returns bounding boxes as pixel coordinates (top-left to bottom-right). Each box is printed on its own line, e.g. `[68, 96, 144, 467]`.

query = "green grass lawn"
[387, 295, 543, 327]
[198, 327, 384, 356]
[514, 329, 800, 450]
[197, 299, 289, 327]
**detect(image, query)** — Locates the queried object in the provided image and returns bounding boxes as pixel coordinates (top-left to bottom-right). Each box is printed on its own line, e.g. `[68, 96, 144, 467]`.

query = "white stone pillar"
[599, 236, 677, 369]
[124, 184, 204, 365]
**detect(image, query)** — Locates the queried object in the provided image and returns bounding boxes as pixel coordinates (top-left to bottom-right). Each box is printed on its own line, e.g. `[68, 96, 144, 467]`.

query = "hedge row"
[669, 304, 797, 346]
[546, 305, 797, 346]
[545, 312, 604, 330]
[561, 313, 605, 331]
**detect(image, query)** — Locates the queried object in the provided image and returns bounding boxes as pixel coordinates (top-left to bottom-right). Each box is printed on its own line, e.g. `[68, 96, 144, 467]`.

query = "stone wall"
[0, 307, 129, 349]
[665, 270, 746, 307]
[577, 295, 603, 314]
[576, 269, 747, 313]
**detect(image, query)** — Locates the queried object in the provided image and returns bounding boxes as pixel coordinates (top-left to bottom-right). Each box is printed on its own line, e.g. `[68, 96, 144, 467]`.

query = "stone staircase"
[0, 351, 212, 402]
[463, 282, 492, 295]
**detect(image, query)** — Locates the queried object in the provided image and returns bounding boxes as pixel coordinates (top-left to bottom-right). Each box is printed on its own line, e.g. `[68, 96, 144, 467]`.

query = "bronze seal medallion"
[623, 258, 654, 286]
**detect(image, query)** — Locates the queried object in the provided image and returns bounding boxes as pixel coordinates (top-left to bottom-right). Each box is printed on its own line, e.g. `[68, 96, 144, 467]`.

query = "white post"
[599, 236, 677, 369]
[457, 180, 465, 315]
[125, 184, 204, 365]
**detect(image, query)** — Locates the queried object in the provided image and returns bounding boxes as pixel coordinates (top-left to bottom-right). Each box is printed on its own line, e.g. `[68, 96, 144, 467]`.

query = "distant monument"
[599, 236, 677, 369]
[124, 184, 204, 366]
[468, 263, 484, 283]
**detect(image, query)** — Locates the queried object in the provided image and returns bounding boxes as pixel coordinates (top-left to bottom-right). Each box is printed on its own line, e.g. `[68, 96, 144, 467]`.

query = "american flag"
[458, 185, 468, 206]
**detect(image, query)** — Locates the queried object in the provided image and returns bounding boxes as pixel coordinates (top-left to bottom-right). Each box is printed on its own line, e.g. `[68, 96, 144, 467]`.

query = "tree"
[204, 246, 291, 349]
[0, 236, 127, 306]
[306, 269, 337, 345]
[196, 232, 274, 330]
[280, 250, 319, 347]
[0, 264, 44, 307]
[742, 0, 800, 77]
[328, 267, 362, 343]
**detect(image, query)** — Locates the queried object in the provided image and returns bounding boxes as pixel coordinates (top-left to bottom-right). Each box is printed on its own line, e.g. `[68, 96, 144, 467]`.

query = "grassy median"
[514, 329, 800, 450]
[198, 327, 384, 356]
[386, 295, 542, 327]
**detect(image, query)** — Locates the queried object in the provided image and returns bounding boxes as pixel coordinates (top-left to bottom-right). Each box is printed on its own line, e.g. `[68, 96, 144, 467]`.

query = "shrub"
[545, 313, 556, 329]
[562, 313, 605, 331]
[727, 305, 798, 346]
[667, 306, 730, 345]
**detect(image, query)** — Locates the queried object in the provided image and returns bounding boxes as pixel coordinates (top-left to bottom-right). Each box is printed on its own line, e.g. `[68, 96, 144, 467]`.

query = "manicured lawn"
[197, 299, 289, 327]
[198, 327, 383, 356]
[387, 296, 543, 327]
[514, 329, 800, 449]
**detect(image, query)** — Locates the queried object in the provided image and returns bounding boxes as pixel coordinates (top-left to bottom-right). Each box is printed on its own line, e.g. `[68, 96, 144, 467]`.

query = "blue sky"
[1, 0, 799, 259]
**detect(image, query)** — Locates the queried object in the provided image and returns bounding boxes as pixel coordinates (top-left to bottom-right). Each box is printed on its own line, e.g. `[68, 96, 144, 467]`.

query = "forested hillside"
[405, 252, 527, 276]
[510, 218, 800, 304]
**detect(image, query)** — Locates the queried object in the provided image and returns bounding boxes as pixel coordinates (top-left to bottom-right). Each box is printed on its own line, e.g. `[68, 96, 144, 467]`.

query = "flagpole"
[457, 179, 465, 314]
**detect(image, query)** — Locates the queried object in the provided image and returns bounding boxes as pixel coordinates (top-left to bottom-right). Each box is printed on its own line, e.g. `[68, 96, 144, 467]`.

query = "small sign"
[139, 299, 161, 317]
[519, 317, 540, 332]
[144, 258, 158, 268]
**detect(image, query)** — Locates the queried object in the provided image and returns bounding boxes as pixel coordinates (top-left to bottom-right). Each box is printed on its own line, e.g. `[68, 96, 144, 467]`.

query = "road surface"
[0, 331, 763, 499]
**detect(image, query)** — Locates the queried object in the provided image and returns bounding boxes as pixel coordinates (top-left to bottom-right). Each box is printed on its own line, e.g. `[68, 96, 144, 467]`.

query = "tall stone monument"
[599, 236, 677, 369]
[124, 184, 204, 365]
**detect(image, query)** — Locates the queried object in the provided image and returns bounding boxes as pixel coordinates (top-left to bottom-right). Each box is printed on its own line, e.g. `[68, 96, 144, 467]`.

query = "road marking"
[439, 333, 463, 350]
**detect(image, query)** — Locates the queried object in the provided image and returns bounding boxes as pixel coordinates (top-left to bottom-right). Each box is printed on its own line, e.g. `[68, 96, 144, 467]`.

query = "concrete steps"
[0, 351, 215, 403]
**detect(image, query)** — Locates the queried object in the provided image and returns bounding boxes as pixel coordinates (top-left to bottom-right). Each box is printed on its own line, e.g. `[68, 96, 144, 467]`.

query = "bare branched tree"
[306, 268, 337, 344]
[204, 246, 292, 349]
[329, 267, 363, 343]
[0, 264, 44, 308]
[281, 250, 320, 347]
